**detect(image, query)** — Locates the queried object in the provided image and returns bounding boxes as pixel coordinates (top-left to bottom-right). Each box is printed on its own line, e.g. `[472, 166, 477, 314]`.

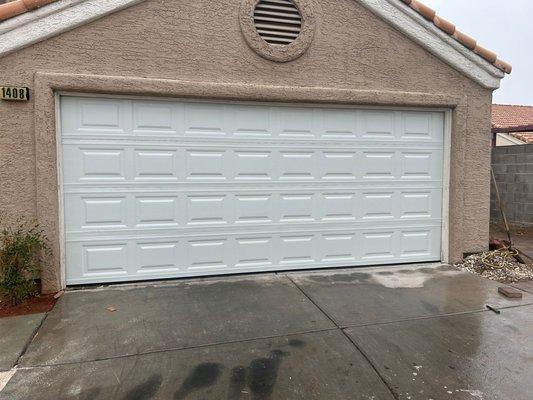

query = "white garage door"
[60, 96, 444, 285]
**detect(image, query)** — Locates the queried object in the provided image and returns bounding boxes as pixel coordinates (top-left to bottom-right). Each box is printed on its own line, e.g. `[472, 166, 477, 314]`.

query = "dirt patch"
[455, 249, 533, 284]
[0, 293, 57, 318]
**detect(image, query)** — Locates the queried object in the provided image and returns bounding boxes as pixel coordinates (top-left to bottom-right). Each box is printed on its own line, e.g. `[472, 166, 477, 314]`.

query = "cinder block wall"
[491, 144, 533, 226]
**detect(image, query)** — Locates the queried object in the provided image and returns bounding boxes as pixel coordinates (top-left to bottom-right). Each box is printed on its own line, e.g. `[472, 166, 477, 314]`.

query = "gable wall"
[0, 0, 494, 290]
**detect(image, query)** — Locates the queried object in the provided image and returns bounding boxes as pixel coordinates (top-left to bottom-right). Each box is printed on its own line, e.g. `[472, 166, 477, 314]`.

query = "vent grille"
[253, 0, 302, 45]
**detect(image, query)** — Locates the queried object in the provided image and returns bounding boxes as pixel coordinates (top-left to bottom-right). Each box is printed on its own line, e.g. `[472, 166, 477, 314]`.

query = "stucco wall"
[0, 0, 494, 292]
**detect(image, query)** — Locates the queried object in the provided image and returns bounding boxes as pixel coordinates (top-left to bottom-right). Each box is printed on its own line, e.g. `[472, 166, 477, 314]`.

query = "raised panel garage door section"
[61, 96, 444, 284]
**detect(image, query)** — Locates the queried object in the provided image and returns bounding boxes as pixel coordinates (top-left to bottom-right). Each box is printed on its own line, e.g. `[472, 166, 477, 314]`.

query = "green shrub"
[0, 219, 49, 305]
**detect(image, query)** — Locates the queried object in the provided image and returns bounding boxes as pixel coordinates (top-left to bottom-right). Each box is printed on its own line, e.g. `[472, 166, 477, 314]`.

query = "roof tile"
[453, 30, 477, 50]
[0, 0, 512, 74]
[0, 0, 54, 20]
[510, 132, 533, 144]
[433, 16, 455, 36]
[492, 104, 533, 130]
[401, 0, 511, 73]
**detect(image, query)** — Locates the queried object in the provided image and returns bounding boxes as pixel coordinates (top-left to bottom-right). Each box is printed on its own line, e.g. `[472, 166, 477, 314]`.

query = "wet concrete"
[513, 280, 533, 294]
[0, 313, 44, 371]
[20, 275, 334, 366]
[2, 264, 533, 399]
[3, 330, 395, 400]
[288, 264, 533, 326]
[345, 305, 533, 400]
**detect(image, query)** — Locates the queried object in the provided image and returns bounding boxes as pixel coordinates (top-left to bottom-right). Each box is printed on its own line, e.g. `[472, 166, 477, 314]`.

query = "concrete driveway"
[1, 264, 533, 399]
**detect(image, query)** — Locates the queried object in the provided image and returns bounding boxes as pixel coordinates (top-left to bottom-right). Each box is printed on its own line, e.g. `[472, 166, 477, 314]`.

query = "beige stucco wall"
[0, 0, 494, 292]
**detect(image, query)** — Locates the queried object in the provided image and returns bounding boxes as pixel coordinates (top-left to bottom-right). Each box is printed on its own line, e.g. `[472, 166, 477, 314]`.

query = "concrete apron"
[1, 264, 533, 399]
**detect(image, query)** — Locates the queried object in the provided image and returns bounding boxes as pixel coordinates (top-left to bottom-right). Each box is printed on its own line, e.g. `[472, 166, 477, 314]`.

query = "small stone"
[498, 286, 523, 299]
[106, 306, 117, 312]
[53, 290, 64, 299]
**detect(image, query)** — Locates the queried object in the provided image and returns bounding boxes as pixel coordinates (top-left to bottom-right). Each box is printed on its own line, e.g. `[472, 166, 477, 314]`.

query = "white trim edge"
[440, 109, 452, 264]
[0, 0, 146, 57]
[356, 0, 505, 89]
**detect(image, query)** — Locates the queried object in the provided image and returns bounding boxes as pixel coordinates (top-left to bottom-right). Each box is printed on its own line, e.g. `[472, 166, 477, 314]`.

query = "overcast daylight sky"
[421, 0, 532, 105]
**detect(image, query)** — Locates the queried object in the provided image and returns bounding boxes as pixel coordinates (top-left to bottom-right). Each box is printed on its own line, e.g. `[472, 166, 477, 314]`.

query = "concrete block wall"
[491, 144, 533, 226]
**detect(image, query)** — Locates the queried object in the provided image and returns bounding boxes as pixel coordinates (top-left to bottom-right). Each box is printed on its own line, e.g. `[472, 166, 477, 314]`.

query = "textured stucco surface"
[0, 0, 494, 292]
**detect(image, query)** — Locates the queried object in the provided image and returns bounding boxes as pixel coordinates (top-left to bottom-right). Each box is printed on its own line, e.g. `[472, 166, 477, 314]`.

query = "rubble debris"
[498, 286, 523, 299]
[454, 249, 533, 283]
[485, 304, 501, 314]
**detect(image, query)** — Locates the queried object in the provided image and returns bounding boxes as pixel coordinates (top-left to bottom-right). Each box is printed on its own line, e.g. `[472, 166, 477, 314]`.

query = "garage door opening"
[59, 95, 445, 285]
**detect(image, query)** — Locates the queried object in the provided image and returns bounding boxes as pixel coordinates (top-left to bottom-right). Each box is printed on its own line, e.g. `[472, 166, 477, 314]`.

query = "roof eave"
[356, 0, 506, 90]
[492, 124, 533, 134]
[0, 0, 145, 58]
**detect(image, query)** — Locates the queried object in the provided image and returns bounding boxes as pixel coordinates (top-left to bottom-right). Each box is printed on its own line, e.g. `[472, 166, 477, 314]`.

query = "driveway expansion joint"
[285, 274, 400, 400]
[13, 313, 48, 369]
[20, 327, 340, 369]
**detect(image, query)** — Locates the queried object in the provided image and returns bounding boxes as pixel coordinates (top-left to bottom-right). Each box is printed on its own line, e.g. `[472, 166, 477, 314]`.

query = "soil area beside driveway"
[1, 264, 532, 399]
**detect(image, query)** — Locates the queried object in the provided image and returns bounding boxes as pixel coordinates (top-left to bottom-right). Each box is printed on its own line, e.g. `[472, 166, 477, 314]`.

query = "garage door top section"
[61, 96, 444, 284]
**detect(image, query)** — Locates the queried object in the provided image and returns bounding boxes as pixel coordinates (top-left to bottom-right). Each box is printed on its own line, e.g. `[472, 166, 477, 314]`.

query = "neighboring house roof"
[492, 104, 533, 130]
[0, 0, 513, 74]
[509, 132, 533, 144]
[492, 104, 533, 144]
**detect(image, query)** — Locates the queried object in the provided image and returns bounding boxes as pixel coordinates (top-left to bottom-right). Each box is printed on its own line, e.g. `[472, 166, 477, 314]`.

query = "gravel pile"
[454, 249, 533, 283]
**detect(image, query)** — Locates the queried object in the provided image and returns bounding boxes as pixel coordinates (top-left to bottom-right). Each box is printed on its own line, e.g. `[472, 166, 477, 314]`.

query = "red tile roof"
[0, 0, 55, 21]
[492, 104, 533, 131]
[399, 0, 511, 74]
[509, 132, 533, 144]
[0, 0, 512, 74]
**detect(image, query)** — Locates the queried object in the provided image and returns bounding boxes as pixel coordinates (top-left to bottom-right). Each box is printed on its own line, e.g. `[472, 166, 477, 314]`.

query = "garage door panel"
[320, 192, 357, 222]
[132, 101, 177, 136]
[64, 225, 442, 284]
[73, 243, 130, 277]
[135, 196, 180, 227]
[61, 97, 444, 284]
[62, 144, 443, 185]
[61, 97, 131, 136]
[61, 97, 444, 143]
[136, 241, 182, 273]
[234, 236, 274, 268]
[322, 109, 358, 138]
[134, 149, 178, 180]
[64, 188, 442, 233]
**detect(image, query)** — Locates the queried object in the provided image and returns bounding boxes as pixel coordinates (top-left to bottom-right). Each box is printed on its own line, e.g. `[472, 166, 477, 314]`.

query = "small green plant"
[0, 219, 49, 305]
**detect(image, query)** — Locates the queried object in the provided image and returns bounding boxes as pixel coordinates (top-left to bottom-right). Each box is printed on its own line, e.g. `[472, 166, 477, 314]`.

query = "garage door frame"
[54, 91, 452, 286]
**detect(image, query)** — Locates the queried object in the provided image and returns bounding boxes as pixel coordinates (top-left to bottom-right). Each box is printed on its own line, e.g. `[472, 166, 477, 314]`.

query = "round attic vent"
[253, 0, 302, 45]
[240, 0, 316, 62]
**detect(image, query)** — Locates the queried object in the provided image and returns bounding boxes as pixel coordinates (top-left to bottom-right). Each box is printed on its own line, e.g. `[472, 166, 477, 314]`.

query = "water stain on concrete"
[226, 349, 289, 400]
[175, 362, 222, 399]
[288, 339, 305, 348]
[249, 350, 288, 400]
[306, 273, 371, 284]
[375, 271, 394, 276]
[227, 366, 247, 399]
[123, 374, 162, 400]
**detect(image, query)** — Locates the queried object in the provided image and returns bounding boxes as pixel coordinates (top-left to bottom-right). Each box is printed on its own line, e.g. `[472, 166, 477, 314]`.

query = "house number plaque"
[1, 86, 30, 101]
